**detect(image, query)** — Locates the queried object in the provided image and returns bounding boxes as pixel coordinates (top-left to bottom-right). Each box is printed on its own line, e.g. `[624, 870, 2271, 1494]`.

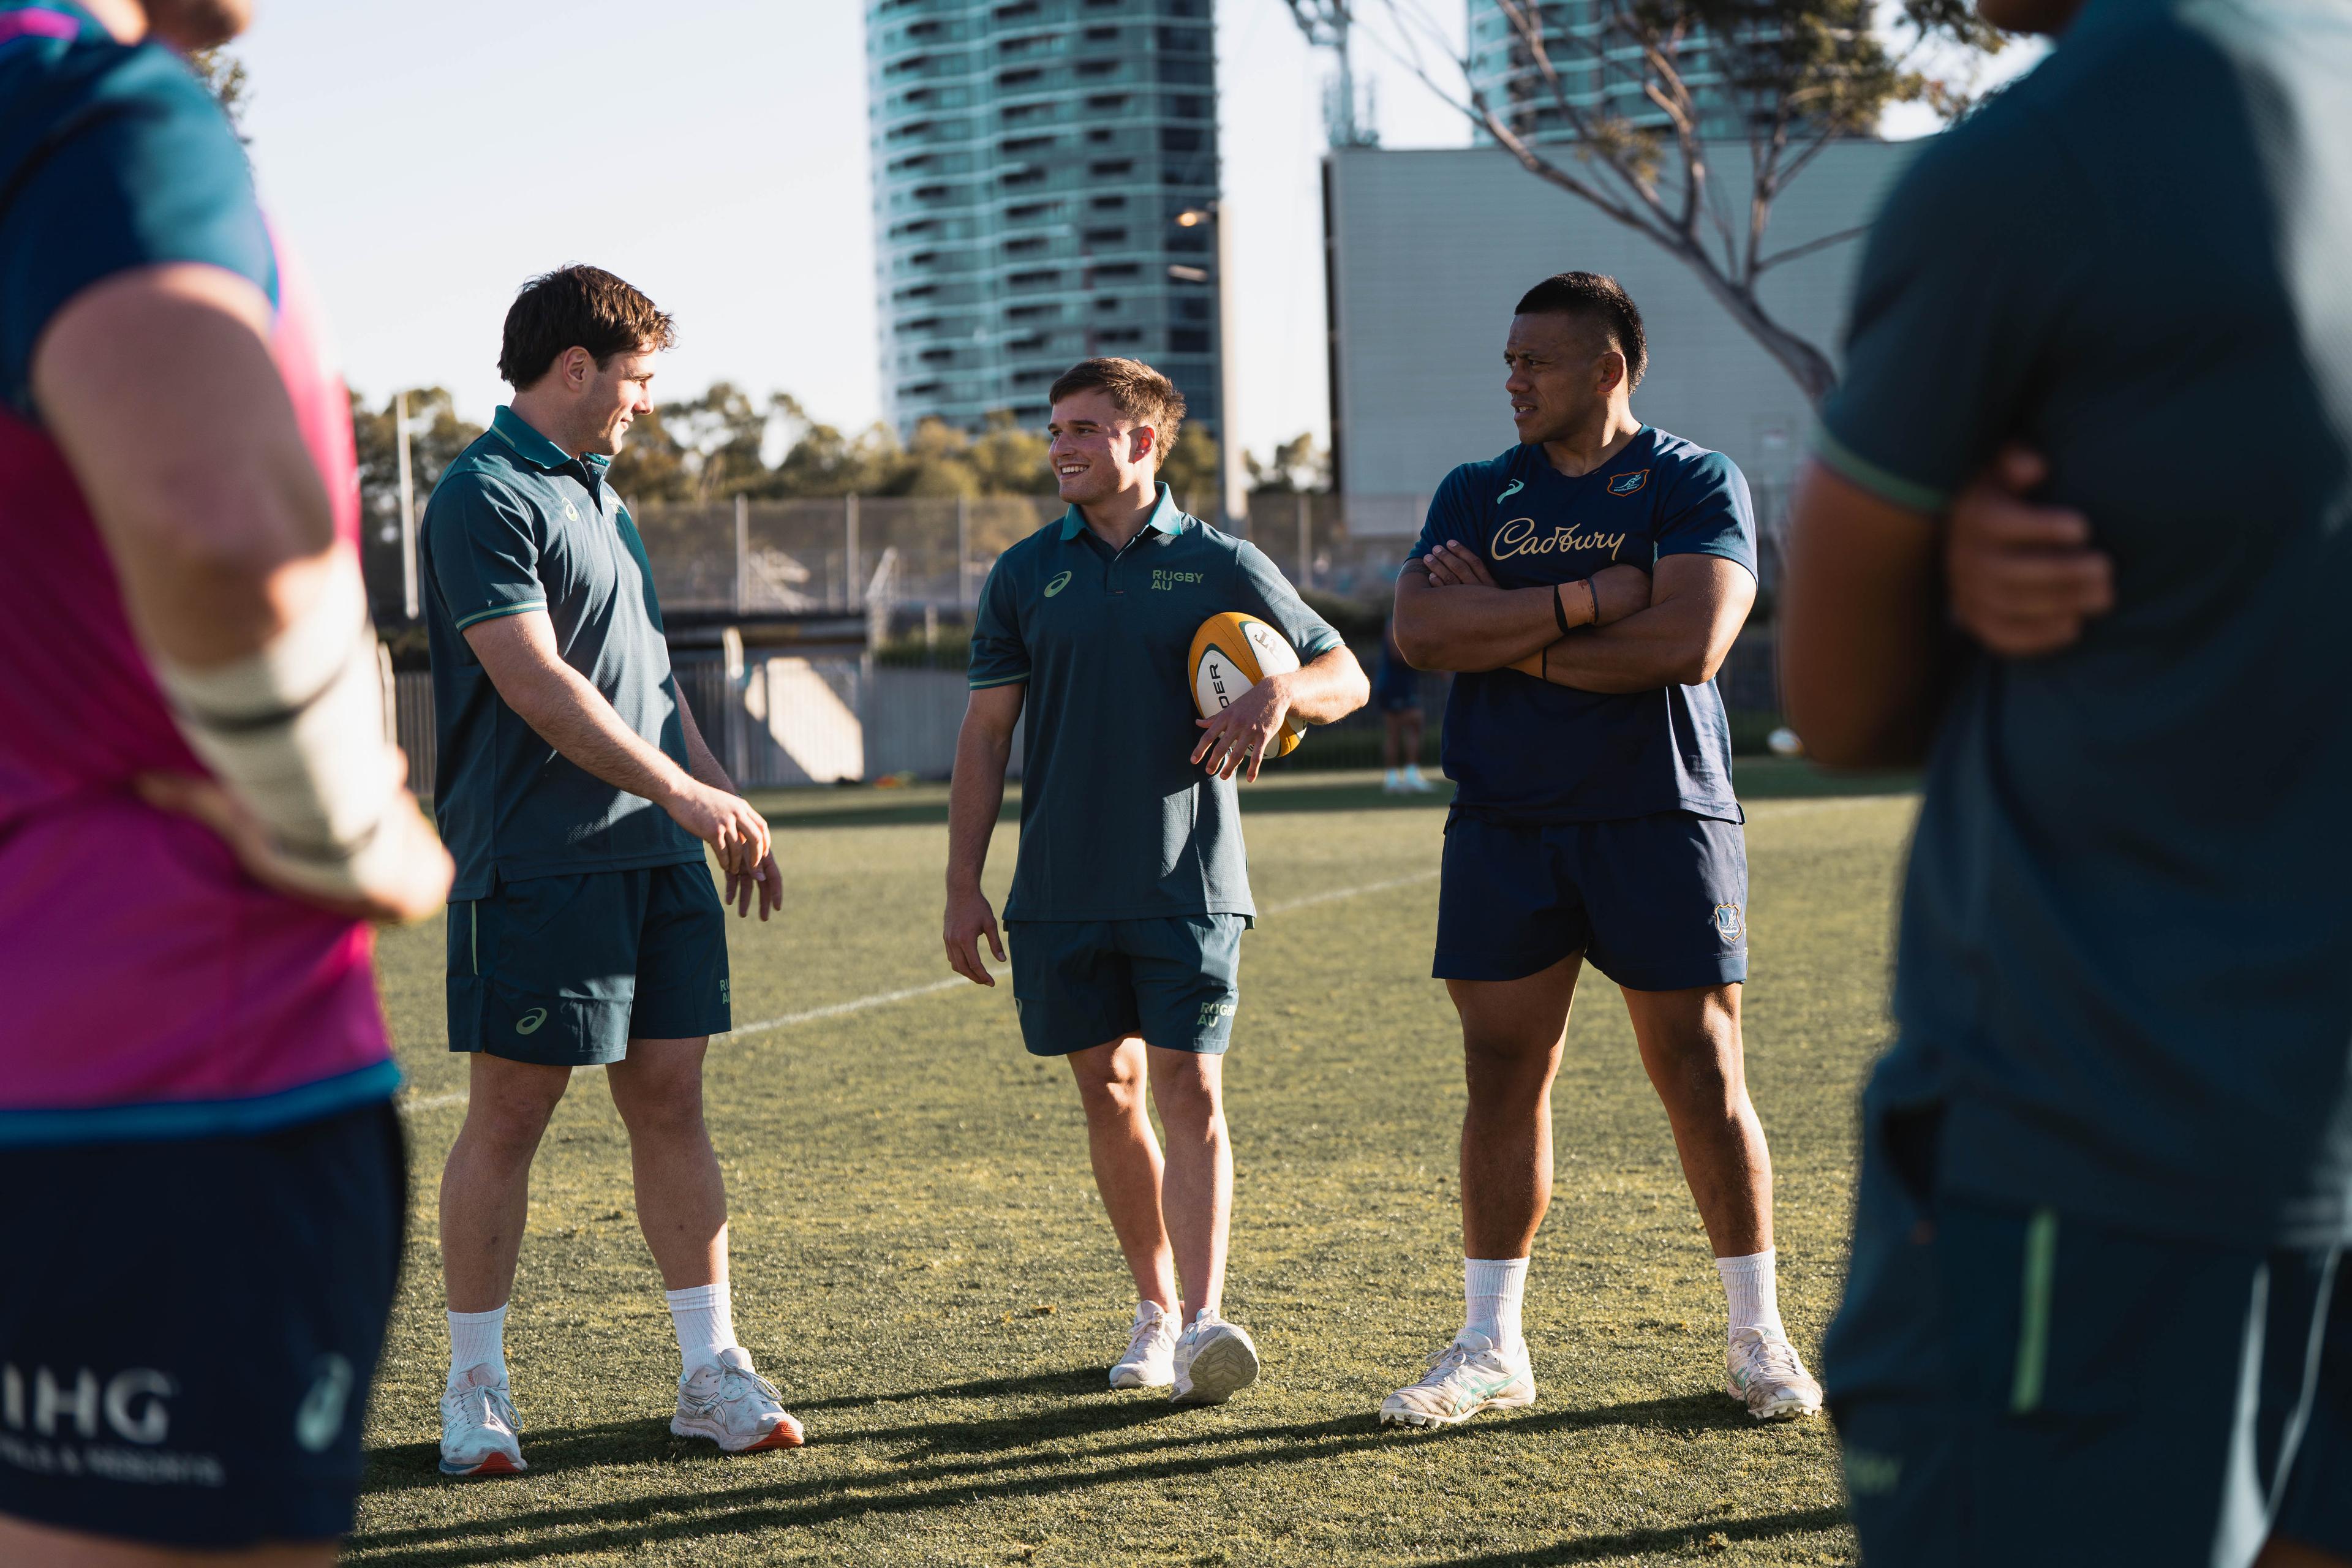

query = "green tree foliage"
[611, 393, 1065, 502]
[351, 388, 483, 626]
[184, 47, 249, 141]
[1247, 433, 1330, 494]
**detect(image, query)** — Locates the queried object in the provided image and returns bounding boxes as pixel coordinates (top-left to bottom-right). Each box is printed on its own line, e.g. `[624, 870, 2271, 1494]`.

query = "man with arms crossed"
[1382, 273, 1819, 1427]
[943, 358, 1368, 1402]
[0, 1, 452, 1561]
[1784, 0, 2352, 1556]
[423, 266, 794, 1476]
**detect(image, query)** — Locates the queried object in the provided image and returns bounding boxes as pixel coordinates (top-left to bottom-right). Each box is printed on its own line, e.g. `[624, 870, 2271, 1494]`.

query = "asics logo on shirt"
[1492, 517, 1627, 561]
[1044, 571, 1072, 598]
[1496, 480, 1525, 503]
[516, 1008, 549, 1035]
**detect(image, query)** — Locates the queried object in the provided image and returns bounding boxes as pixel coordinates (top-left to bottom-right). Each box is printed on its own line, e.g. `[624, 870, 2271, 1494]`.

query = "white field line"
[396, 803, 1902, 1114]
[394, 867, 1446, 1114]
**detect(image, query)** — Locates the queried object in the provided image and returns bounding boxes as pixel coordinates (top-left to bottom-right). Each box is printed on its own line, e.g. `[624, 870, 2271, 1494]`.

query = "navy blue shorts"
[447, 861, 732, 1066]
[1008, 915, 1246, 1057]
[0, 1101, 405, 1548]
[1433, 810, 1748, 991]
[1825, 1083, 2352, 1566]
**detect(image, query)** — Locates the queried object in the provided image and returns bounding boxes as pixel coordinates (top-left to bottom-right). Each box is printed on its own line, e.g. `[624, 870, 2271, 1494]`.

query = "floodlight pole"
[395, 391, 419, 621]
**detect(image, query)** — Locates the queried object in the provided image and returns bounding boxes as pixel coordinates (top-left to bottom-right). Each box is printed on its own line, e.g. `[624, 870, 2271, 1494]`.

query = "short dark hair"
[1514, 272, 1649, 390]
[1047, 356, 1186, 462]
[498, 265, 677, 388]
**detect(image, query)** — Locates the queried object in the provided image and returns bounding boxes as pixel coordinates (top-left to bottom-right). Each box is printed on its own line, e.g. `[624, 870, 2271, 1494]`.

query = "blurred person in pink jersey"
[0, 0, 450, 1562]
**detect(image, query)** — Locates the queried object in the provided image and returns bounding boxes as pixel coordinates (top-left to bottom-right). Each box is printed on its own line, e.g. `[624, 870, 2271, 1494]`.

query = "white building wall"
[1326, 142, 1917, 529]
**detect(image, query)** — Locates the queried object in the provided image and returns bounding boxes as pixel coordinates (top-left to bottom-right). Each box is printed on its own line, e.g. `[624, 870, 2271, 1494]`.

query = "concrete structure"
[864, 0, 1226, 446]
[1322, 141, 1915, 537]
[1466, 0, 1751, 142]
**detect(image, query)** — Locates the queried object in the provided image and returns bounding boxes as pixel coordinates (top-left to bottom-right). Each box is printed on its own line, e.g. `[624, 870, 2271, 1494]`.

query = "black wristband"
[1551, 582, 1572, 637]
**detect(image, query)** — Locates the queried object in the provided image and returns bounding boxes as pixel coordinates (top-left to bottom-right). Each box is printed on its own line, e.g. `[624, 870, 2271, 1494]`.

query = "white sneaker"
[1403, 765, 1434, 793]
[1379, 1331, 1536, 1428]
[1110, 1302, 1179, 1390]
[438, 1363, 525, 1477]
[672, 1346, 804, 1452]
[1170, 1310, 1261, 1405]
[1382, 768, 1404, 793]
[1728, 1327, 1822, 1420]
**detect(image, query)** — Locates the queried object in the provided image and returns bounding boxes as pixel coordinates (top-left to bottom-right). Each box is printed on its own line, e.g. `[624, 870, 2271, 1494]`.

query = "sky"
[231, 1, 2038, 469]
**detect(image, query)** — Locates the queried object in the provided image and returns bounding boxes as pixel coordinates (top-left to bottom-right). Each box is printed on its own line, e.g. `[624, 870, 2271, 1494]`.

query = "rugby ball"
[1189, 612, 1307, 758]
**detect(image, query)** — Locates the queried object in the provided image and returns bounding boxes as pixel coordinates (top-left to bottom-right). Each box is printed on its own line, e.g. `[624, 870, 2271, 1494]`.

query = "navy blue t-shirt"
[1818, 0, 2352, 1245]
[1409, 429, 1755, 824]
[0, 1, 273, 413]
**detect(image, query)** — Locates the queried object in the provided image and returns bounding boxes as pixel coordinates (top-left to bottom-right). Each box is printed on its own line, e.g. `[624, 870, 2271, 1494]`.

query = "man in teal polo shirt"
[943, 357, 1368, 1404]
[421, 266, 797, 1476]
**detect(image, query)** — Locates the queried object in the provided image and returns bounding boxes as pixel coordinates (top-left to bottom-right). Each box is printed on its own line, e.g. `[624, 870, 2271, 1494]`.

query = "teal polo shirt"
[421, 406, 703, 900]
[1817, 0, 2352, 1245]
[970, 483, 1343, 922]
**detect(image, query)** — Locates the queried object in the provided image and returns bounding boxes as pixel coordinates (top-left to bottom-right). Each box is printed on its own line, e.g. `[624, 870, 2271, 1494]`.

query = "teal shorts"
[1006, 914, 1246, 1057]
[1825, 1081, 2352, 1566]
[446, 862, 732, 1066]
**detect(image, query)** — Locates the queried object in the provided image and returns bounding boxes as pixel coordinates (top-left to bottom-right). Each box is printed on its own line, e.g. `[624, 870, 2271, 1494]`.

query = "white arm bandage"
[154, 553, 410, 900]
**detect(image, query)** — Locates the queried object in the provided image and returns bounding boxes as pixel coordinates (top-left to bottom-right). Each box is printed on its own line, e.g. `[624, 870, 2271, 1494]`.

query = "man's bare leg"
[606, 1036, 728, 1291]
[1066, 1037, 1180, 1313]
[1619, 984, 1770, 1258]
[1145, 1047, 1230, 1321]
[1451, 953, 1582, 1260]
[440, 1054, 573, 1314]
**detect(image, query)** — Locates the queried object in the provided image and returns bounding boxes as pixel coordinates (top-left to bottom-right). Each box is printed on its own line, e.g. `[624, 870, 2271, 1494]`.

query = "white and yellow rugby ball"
[1189, 611, 1308, 758]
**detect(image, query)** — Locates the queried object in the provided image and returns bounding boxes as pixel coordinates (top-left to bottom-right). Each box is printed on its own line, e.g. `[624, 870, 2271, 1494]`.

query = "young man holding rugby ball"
[943, 358, 1367, 1403]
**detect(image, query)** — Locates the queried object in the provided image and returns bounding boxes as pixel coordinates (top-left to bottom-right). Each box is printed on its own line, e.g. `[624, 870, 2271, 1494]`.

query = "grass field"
[351, 763, 1918, 1567]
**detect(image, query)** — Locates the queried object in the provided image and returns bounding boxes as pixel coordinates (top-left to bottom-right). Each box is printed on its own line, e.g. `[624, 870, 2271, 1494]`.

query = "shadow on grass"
[1427, 1504, 1850, 1565]
[350, 1389, 1787, 1564]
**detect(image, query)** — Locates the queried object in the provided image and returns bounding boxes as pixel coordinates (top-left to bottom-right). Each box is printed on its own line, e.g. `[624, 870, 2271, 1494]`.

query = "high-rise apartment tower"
[866, 0, 1224, 447]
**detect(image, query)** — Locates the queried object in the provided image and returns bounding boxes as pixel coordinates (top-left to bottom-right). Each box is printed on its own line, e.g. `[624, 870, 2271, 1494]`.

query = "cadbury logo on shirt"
[1492, 516, 1629, 562]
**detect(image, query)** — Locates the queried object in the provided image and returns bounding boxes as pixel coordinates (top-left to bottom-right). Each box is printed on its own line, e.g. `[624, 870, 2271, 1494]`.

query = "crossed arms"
[1392, 542, 1755, 692]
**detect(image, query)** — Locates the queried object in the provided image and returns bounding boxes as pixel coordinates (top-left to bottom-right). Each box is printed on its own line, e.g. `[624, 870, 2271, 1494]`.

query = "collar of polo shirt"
[486, 405, 612, 481]
[1057, 480, 1186, 542]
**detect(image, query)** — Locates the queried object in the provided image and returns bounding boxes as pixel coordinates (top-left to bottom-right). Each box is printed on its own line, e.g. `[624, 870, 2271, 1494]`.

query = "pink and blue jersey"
[0, 1, 394, 1144]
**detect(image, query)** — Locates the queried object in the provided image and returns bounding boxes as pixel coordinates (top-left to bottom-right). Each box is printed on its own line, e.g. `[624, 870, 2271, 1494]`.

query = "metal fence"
[624, 484, 1790, 619]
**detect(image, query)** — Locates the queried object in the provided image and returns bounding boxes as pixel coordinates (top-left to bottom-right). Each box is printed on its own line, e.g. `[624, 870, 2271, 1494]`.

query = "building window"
[1008, 270, 1063, 287]
[1077, 59, 1118, 78]
[1000, 68, 1042, 88]
[1170, 329, 1210, 352]
[1085, 94, 1129, 112]
[1093, 296, 1121, 311]
[1095, 262, 1140, 280]
[993, 1, 1039, 17]
[1005, 201, 1058, 222]
[1005, 236, 1048, 255]
[1001, 135, 1055, 154]
[1084, 25, 1118, 40]
[1088, 159, 1133, 176]
[1008, 303, 1061, 320]
[1082, 227, 1126, 245]
[920, 348, 956, 365]
[1089, 194, 1126, 210]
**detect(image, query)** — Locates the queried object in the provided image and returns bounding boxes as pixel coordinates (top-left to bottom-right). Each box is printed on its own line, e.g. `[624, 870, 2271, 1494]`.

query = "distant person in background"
[0, 0, 452, 1561]
[943, 357, 1366, 1406]
[1784, 0, 2352, 1555]
[421, 266, 792, 1478]
[1375, 619, 1432, 794]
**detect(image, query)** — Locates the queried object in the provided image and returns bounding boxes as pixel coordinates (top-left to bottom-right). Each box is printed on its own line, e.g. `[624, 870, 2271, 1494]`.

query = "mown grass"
[353, 765, 1915, 1566]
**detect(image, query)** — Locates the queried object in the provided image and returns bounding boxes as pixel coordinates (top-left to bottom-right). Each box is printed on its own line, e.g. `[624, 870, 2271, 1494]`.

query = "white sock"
[666, 1281, 736, 1371]
[1716, 1250, 1785, 1338]
[447, 1305, 508, 1388]
[1464, 1257, 1529, 1348]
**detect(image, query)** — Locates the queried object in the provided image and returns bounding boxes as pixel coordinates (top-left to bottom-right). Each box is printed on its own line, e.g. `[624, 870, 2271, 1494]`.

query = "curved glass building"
[865, 0, 1224, 445]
